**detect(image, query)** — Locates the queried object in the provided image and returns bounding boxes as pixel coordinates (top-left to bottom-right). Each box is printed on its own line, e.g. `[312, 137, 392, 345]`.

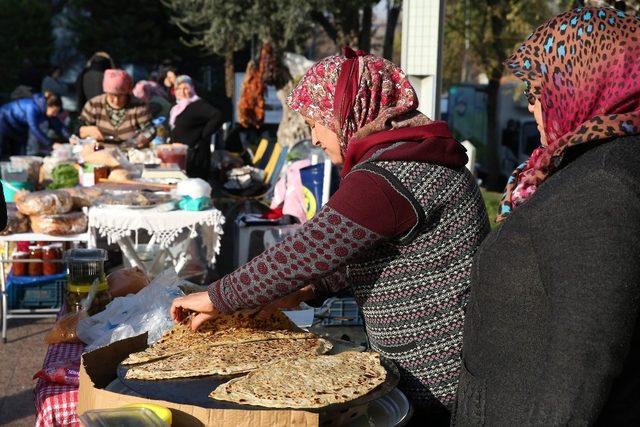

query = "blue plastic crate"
[315, 297, 364, 326]
[6, 272, 66, 309]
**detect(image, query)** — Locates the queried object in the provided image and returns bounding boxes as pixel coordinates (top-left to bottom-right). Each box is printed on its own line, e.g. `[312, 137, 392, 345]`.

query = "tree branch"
[310, 10, 338, 42]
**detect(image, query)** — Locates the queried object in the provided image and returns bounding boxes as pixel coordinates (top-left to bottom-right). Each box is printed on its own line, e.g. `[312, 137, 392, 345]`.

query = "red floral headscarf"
[286, 49, 421, 151]
[498, 7, 640, 221]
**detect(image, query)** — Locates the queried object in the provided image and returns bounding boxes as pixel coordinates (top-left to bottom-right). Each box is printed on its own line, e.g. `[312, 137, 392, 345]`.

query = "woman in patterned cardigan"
[171, 49, 489, 423]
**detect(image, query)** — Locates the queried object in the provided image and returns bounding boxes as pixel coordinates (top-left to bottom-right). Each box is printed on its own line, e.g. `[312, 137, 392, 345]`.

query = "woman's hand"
[170, 291, 220, 330]
[79, 126, 104, 140]
[256, 285, 316, 319]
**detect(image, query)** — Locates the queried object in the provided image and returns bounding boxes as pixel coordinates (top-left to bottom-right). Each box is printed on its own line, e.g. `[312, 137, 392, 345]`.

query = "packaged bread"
[15, 190, 73, 216]
[107, 267, 150, 297]
[30, 212, 88, 236]
[60, 187, 104, 209]
[0, 204, 30, 236]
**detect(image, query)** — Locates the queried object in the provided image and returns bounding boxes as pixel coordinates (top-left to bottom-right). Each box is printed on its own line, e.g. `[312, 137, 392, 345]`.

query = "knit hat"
[103, 69, 133, 95]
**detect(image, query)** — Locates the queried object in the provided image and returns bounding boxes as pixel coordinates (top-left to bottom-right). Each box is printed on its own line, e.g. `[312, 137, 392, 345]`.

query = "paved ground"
[0, 317, 55, 426]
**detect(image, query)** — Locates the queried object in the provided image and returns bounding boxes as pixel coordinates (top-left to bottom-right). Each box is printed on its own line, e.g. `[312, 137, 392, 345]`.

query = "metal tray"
[116, 340, 399, 413]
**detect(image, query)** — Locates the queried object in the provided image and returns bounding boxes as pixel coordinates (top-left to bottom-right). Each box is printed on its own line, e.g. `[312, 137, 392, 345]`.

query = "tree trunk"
[485, 77, 502, 190]
[359, 6, 372, 52]
[383, 4, 401, 60]
[224, 48, 234, 99]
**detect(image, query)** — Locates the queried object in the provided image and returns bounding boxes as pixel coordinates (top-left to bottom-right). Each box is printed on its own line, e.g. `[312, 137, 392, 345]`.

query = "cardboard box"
[77, 334, 319, 426]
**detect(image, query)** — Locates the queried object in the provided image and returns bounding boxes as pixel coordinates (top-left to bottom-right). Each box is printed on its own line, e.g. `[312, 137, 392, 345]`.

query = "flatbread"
[209, 352, 387, 409]
[122, 310, 312, 365]
[124, 338, 333, 380]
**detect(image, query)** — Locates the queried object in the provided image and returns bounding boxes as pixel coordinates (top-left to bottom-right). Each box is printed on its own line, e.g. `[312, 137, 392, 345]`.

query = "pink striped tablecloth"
[34, 341, 84, 427]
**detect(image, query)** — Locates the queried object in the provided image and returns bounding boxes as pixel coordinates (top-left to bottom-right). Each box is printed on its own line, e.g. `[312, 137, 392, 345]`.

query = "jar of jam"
[28, 246, 43, 276]
[42, 246, 58, 276]
[50, 244, 64, 274]
[12, 252, 28, 276]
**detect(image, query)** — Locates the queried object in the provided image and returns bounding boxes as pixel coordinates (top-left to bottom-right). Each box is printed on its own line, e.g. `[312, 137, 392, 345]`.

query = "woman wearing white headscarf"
[169, 75, 222, 180]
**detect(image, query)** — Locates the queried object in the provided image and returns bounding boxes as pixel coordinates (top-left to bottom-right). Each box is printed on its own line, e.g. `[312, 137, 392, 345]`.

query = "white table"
[88, 207, 225, 278]
[0, 232, 92, 342]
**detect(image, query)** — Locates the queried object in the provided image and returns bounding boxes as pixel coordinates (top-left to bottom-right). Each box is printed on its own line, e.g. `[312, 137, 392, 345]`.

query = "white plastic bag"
[77, 269, 188, 351]
[177, 178, 212, 199]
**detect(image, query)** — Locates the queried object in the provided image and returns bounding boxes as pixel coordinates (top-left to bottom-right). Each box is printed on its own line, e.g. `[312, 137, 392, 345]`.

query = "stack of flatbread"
[209, 352, 387, 408]
[122, 310, 332, 380]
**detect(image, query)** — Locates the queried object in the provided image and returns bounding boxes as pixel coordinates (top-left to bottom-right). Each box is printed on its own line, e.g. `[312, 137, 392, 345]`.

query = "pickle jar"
[65, 248, 111, 315]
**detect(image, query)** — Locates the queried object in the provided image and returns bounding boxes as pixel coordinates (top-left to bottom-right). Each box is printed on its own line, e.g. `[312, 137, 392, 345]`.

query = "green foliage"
[481, 189, 502, 229]
[444, 0, 553, 87]
[0, 0, 53, 92]
[162, 0, 314, 56]
[67, 0, 195, 65]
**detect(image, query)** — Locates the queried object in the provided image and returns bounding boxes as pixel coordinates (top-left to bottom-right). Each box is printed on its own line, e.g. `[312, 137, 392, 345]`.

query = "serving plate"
[116, 340, 399, 413]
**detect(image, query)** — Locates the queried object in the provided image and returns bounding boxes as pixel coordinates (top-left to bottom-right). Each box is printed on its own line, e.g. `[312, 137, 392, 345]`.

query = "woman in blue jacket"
[0, 91, 67, 159]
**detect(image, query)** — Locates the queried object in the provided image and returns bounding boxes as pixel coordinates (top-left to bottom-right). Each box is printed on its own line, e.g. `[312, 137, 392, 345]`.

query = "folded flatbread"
[122, 310, 312, 366]
[209, 352, 387, 409]
[124, 337, 333, 380]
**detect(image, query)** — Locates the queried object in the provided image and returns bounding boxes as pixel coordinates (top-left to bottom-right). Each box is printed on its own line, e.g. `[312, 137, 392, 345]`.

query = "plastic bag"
[30, 212, 88, 236]
[45, 278, 100, 344]
[77, 270, 186, 352]
[15, 189, 74, 216]
[44, 311, 87, 344]
[107, 267, 150, 297]
[33, 359, 80, 386]
[177, 178, 212, 199]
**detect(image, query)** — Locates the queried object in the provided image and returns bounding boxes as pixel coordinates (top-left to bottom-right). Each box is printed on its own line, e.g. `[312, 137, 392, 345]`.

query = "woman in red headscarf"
[455, 7, 640, 425]
[171, 50, 489, 421]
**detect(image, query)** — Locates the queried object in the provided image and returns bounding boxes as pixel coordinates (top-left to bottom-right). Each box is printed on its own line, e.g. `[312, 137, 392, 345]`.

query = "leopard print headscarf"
[498, 7, 640, 221]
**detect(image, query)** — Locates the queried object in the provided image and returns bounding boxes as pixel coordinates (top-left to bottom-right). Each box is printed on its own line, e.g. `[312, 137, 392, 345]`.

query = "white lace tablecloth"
[88, 207, 225, 264]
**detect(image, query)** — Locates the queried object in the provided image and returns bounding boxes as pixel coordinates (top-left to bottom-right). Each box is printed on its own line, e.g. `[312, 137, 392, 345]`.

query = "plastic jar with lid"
[28, 246, 43, 276]
[12, 252, 29, 276]
[65, 248, 111, 315]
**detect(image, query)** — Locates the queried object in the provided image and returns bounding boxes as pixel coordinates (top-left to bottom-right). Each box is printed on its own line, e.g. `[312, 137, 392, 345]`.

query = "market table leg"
[116, 237, 149, 276]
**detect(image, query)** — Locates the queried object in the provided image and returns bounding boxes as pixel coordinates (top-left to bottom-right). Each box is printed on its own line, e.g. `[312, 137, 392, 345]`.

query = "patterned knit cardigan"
[209, 155, 490, 410]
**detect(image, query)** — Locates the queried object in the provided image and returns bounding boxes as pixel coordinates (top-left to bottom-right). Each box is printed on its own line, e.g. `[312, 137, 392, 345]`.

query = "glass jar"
[12, 252, 29, 276]
[50, 244, 64, 274]
[28, 246, 43, 277]
[42, 246, 58, 276]
[65, 248, 111, 315]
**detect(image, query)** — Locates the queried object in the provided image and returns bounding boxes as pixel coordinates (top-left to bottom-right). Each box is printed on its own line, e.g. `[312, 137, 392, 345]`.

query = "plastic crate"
[6, 273, 66, 309]
[315, 297, 364, 326]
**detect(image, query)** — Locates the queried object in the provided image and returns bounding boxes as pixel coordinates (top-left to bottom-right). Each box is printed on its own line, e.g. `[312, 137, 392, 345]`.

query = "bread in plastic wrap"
[60, 187, 104, 209]
[30, 212, 88, 236]
[107, 267, 150, 297]
[15, 190, 74, 216]
[0, 204, 30, 235]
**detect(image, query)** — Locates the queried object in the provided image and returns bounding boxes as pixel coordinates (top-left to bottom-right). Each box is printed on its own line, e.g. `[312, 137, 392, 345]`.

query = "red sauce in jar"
[12, 252, 28, 276]
[28, 246, 43, 277]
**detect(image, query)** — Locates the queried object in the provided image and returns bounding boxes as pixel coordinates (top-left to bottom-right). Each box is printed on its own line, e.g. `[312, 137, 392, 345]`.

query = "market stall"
[88, 206, 224, 278]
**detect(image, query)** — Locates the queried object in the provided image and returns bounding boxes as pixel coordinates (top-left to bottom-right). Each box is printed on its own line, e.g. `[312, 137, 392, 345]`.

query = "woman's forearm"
[207, 206, 382, 313]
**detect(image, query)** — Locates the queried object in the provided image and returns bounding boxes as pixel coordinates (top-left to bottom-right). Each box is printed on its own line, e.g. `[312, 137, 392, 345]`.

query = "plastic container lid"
[65, 248, 108, 263]
[79, 407, 168, 427]
[123, 403, 172, 425]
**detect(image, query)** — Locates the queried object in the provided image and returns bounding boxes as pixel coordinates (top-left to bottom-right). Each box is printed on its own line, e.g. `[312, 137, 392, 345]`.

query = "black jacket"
[171, 99, 222, 180]
[454, 137, 640, 426]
